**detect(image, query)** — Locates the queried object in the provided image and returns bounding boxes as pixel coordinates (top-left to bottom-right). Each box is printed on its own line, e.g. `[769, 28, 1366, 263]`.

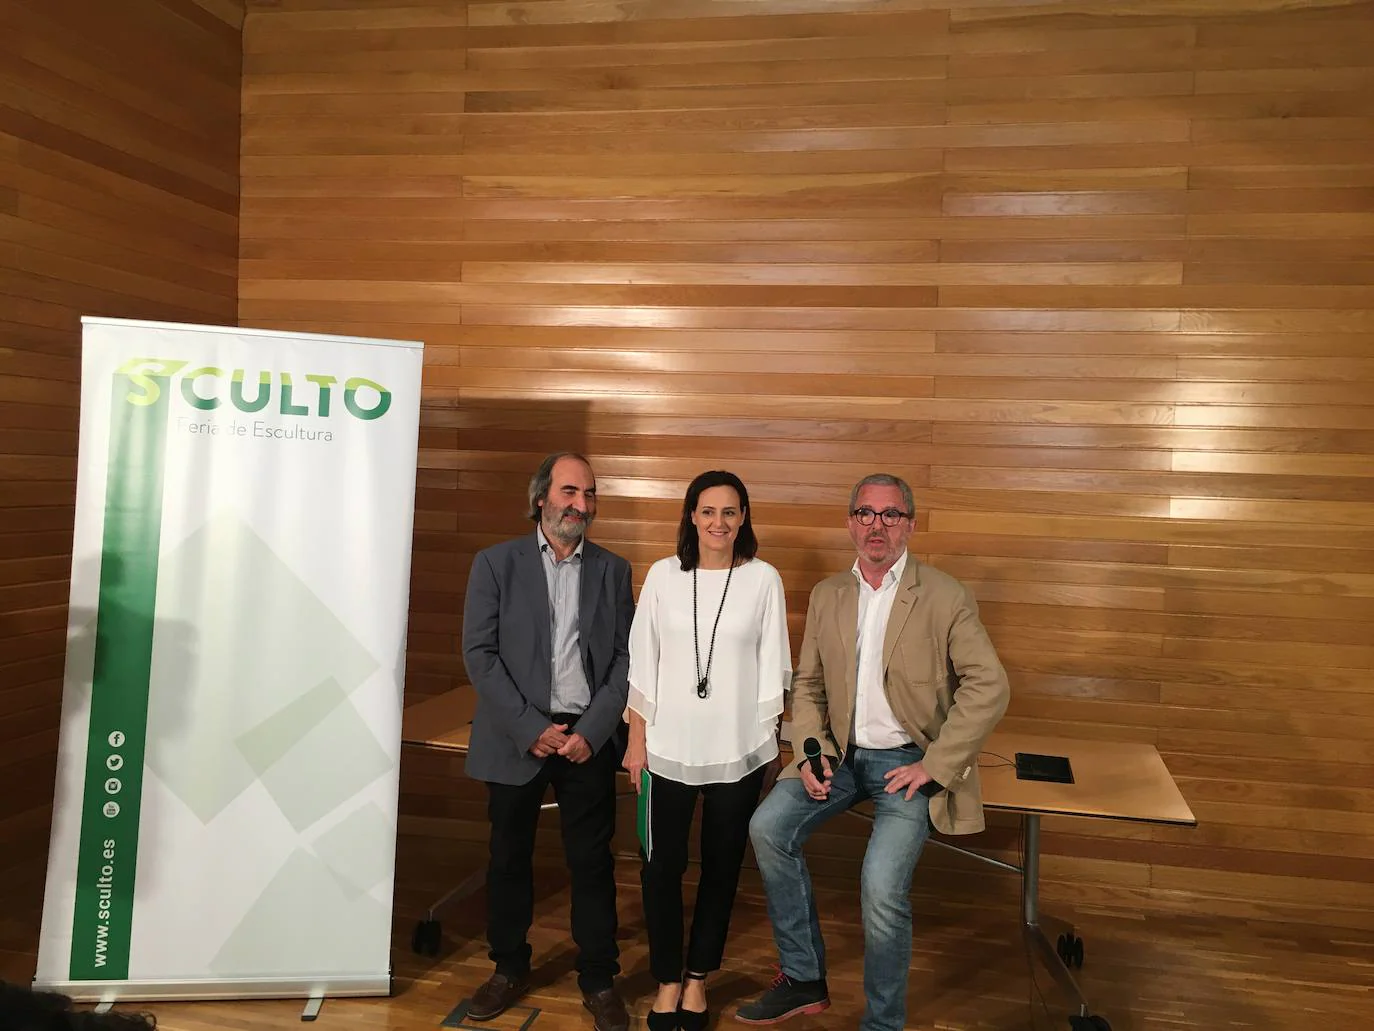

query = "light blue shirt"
[536, 525, 591, 715]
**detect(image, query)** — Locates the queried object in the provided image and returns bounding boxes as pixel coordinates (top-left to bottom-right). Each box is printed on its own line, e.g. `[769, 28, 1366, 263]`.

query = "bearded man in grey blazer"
[462, 452, 634, 1031]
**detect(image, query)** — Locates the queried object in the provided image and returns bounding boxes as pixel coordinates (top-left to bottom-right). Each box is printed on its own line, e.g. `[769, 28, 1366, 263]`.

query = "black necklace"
[693, 562, 734, 699]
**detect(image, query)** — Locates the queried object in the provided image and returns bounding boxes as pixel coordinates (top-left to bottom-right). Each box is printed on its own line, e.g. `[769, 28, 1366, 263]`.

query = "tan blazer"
[781, 557, 1010, 835]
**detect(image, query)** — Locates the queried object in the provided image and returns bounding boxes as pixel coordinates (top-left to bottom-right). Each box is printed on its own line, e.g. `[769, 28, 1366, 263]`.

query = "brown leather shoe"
[467, 972, 528, 1022]
[582, 986, 630, 1031]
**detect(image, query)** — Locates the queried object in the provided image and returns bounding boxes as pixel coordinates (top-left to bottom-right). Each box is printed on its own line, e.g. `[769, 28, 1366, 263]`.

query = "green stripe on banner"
[69, 373, 172, 981]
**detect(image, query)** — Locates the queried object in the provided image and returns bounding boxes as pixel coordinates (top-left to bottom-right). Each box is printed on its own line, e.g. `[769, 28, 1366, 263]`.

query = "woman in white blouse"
[624, 470, 791, 1031]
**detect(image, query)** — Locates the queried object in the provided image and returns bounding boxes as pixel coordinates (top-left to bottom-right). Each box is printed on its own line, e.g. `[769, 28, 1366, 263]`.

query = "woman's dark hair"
[676, 470, 759, 571]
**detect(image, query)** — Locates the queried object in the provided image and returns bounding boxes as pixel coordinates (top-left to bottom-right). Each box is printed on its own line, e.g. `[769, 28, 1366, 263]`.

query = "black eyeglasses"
[850, 507, 912, 527]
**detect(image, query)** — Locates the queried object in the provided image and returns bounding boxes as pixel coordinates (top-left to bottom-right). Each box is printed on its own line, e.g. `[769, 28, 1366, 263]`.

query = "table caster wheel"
[1057, 932, 1084, 968]
[411, 918, 441, 956]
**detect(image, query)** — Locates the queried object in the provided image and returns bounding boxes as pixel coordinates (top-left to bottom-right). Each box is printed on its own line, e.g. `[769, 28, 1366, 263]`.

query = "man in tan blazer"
[736, 474, 1010, 1031]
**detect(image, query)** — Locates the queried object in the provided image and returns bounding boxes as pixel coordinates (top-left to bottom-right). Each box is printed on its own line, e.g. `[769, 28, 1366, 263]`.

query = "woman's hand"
[622, 740, 648, 793]
[624, 709, 650, 792]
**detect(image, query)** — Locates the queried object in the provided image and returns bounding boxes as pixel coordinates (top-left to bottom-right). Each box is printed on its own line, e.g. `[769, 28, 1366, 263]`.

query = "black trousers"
[485, 740, 619, 993]
[640, 765, 767, 984]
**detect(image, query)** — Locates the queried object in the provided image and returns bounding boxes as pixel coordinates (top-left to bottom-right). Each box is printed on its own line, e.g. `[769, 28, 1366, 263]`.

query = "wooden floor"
[4, 834, 1371, 1030]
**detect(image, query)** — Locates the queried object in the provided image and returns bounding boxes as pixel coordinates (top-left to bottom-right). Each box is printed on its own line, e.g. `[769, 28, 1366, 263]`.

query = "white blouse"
[628, 557, 791, 785]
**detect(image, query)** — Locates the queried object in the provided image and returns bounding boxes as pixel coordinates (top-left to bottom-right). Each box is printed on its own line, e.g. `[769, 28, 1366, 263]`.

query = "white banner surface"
[36, 318, 423, 1002]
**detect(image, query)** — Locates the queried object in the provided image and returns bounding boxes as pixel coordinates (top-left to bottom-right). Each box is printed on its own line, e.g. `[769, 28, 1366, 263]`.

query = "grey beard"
[548, 514, 588, 544]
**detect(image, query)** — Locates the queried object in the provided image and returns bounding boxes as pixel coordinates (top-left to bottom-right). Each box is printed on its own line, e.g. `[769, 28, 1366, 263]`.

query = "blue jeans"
[749, 746, 931, 1031]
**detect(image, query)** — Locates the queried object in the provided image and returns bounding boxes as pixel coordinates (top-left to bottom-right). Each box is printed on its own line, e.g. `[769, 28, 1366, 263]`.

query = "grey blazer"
[462, 531, 634, 786]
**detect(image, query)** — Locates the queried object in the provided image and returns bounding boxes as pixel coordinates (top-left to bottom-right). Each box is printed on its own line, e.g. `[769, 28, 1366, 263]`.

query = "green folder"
[636, 769, 652, 860]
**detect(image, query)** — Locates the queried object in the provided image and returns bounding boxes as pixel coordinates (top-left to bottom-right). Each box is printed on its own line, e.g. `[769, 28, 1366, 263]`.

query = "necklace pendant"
[696, 676, 708, 697]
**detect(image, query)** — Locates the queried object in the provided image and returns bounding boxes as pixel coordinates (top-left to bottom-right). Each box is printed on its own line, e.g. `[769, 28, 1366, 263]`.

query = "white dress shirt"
[852, 550, 913, 749]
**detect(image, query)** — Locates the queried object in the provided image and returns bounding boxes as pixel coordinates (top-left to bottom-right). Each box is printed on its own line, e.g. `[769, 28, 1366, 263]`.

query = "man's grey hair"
[527, 451, 593, 522]
[849, 473, 914, 516]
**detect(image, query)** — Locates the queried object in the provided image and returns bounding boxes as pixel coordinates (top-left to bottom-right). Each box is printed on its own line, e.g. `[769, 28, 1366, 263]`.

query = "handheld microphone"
[802, 737, 826, 783]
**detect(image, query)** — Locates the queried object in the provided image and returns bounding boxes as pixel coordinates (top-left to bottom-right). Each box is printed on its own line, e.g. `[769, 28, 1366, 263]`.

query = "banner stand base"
[302, 992, 324, 1022]
[32, 974, 391, 1004]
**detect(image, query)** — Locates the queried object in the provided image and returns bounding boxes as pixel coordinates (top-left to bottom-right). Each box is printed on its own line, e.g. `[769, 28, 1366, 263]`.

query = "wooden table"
[403, 690, 1196, 1031]
[778, 722, 1195, 1031]
[401, 686, 478, 753]
[928, 730, 1193, 1031]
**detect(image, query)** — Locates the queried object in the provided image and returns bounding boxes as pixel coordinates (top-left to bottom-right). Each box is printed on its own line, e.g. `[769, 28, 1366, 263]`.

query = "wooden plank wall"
[239, 0, 1374, 929]
[0, 0, 242, 889]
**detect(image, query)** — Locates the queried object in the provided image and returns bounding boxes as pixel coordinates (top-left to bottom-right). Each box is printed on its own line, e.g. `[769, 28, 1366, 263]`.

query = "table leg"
[1022, 814, 1089, 1018]
[854, 803, 1111, 1026]
[423, 868, 487, 925]
[417, 796, 588, 927]
[411, 789, 637, 956]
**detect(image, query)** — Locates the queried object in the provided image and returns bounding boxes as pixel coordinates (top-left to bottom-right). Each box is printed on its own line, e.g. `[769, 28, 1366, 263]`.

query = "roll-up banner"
[36, 318, 423, 1003]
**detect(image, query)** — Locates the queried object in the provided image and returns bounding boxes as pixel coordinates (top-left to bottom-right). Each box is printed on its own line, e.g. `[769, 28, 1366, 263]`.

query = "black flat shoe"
[678, 972, 710, 1031]
[648, 979, 682, 1031]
